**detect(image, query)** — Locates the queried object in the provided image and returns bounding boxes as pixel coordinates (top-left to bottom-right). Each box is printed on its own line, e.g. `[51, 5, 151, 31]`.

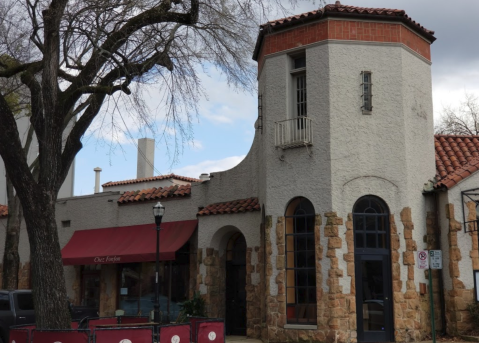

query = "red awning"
[61, 220, 197, 265]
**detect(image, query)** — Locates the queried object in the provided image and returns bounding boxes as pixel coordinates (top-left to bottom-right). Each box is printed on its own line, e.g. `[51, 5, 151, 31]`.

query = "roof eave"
[253, 10, 435, 61]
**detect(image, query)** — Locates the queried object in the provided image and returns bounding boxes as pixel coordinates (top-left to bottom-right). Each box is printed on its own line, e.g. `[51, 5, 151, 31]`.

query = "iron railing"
[275, 116, 313, 149]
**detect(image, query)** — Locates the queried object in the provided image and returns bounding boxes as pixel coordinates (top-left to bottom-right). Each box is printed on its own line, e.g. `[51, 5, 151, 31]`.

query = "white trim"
[284, 324, 318, 330]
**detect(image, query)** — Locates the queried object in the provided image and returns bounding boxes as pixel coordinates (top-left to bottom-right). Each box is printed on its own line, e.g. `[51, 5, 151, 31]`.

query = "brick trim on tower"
[256, 19, 431, 75]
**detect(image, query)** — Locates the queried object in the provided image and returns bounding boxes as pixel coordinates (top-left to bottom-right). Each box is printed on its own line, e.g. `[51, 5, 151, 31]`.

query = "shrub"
[176, 292, 207, 323]
[467, 302, 479, 325]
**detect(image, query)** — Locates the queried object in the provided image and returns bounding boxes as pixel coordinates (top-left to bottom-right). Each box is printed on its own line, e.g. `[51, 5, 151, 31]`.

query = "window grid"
[353, 196, 389, 251]
[285, 201, 316, 325]
[361, 71, 372, 112]
[296, 74, 307, 118]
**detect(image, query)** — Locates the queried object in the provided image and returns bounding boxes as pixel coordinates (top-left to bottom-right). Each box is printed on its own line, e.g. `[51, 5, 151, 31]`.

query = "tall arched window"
[285, 197, 316, 324]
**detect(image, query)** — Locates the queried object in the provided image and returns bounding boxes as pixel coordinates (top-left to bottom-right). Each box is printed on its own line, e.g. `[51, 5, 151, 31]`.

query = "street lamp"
[153, 201, 165, 324]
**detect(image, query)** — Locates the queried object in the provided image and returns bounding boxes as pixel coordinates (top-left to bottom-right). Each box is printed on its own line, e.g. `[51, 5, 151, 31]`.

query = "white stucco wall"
[438, 173, 479, 291]
[257, 38, 435, 295]
[0, 115, 75, 204]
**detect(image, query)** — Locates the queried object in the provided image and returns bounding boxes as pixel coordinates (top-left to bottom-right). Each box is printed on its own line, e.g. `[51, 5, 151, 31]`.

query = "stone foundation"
[260, 209, 433, 343]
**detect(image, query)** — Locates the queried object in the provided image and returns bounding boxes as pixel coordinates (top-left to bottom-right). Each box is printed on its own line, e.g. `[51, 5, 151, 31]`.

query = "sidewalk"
[225, 338, 468, 343]
[226, 336, 262, 343]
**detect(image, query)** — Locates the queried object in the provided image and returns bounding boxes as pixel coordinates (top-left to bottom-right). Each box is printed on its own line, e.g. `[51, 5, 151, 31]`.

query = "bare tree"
[435, 92, 479, 135]
[0, 0, 304, 329]
[0, 53, 34, 290]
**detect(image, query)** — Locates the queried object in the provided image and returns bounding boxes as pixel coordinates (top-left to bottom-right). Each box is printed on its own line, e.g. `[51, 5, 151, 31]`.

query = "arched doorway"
[225, 233, 246, 335]
[353, 196, 394, 342]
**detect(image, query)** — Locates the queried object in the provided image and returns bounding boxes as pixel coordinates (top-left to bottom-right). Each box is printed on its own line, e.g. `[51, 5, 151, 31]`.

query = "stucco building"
[2, 2, 479, 343]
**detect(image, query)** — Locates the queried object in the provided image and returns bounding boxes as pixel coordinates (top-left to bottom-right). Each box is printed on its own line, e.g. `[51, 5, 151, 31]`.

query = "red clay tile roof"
[435, 134, 479, 189]
[197, 198, 260, 216]
[117, 184, 191, 204]
[0, 204, 7, 218]
[261, 2, 434, 36]
[103, 174, 201, 188]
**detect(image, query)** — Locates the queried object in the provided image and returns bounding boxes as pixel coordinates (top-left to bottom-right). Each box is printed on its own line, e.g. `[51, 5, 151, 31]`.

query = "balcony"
[275, 116, 313, 149]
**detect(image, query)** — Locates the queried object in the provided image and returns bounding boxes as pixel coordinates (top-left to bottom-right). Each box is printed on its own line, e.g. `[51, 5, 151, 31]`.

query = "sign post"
[428, 250, 442, 343]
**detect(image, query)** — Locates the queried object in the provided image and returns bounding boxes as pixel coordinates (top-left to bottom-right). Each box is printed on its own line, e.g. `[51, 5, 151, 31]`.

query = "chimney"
[199, 173, 210, 181]
[94, 167, 102, 193]
[137, 138, 155, 179]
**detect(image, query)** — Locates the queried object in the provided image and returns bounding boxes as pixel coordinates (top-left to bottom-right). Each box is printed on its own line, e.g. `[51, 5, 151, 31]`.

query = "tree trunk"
[2, 176, 21, 289]
[23, 199, 71, 328]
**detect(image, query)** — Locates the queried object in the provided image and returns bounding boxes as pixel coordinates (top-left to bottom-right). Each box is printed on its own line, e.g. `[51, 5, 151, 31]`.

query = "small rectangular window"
[62, 220, 71, 228]
[294, 56, 306, 69]
[361, 71, 372, 112]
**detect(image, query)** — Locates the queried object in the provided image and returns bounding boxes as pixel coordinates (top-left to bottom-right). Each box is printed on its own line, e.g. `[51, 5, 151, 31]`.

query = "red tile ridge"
[103, 174, 202, 188]
[260, 2, 434, 35]
[198, 197, 260, 216]
[117, 184, 191, 204]
[435, 156, 479, 189]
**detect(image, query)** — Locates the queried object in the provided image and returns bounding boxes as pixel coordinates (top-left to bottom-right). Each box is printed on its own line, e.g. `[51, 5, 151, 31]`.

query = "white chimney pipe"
[199, 173, 210, 181]
[94, 167, 102, 193]
[137, 138, 155, 179]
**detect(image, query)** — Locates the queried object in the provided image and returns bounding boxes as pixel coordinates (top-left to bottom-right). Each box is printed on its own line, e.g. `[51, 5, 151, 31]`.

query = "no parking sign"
[417, 250, 429, 269]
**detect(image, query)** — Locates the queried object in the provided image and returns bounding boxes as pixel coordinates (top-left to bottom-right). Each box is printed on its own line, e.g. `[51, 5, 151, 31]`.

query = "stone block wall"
[444, 203, 474, 335]
[394, 208, 427, 342]
[260, 208, 434, 343]
[198, 235, 262, 337]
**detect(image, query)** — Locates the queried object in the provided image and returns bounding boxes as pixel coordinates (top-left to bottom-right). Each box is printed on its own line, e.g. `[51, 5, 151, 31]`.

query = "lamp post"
[153, 201, 165, 324]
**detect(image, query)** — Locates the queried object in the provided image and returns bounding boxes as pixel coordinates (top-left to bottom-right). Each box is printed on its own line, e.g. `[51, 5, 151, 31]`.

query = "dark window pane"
[378, 233, 386, 248]
[294, 56, 306, 69]
[296, 252, 306, 268]
[308, 288, 317, 304]
[297, 270, 308, 287]
[366, 216, 376, 231]
[298, 288, 307, 303]
[356, 233, 364, 248]
[355, 215, 364, 232]
[308, 270, 316, 286]
[307, 236, 315, 250]
[296, 237, 306, 250]
[366, 233, 377, 248]
[378, 216, 387, 232]
[306, 251, 315, 268]
[306, 216, 314, 233]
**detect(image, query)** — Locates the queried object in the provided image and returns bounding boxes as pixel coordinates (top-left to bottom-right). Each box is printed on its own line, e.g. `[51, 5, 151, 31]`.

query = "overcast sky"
[73, 0, 479, 195]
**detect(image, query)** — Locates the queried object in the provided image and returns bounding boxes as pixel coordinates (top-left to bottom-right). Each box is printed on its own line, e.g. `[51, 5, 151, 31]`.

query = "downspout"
[433, 190, 447, 335]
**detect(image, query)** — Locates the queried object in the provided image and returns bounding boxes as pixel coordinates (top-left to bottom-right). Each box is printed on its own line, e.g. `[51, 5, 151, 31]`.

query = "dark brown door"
[225, 234, 246, 335]
[226, 261, 246, 335]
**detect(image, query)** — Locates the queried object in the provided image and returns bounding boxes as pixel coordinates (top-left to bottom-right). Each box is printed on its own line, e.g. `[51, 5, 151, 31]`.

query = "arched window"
[285, 197, 316, 324]
[353, 196, 389, 251]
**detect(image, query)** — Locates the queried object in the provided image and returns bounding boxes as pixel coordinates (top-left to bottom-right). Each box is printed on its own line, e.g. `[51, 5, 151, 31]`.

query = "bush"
[467, 302, 479, 325]
[176, 292, 207, 323]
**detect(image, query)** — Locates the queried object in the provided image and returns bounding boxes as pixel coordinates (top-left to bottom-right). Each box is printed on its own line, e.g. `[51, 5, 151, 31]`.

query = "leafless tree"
[435, 92, 479, 135]
[0, 49, 34, 291]
[0, 0, 308, 329]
